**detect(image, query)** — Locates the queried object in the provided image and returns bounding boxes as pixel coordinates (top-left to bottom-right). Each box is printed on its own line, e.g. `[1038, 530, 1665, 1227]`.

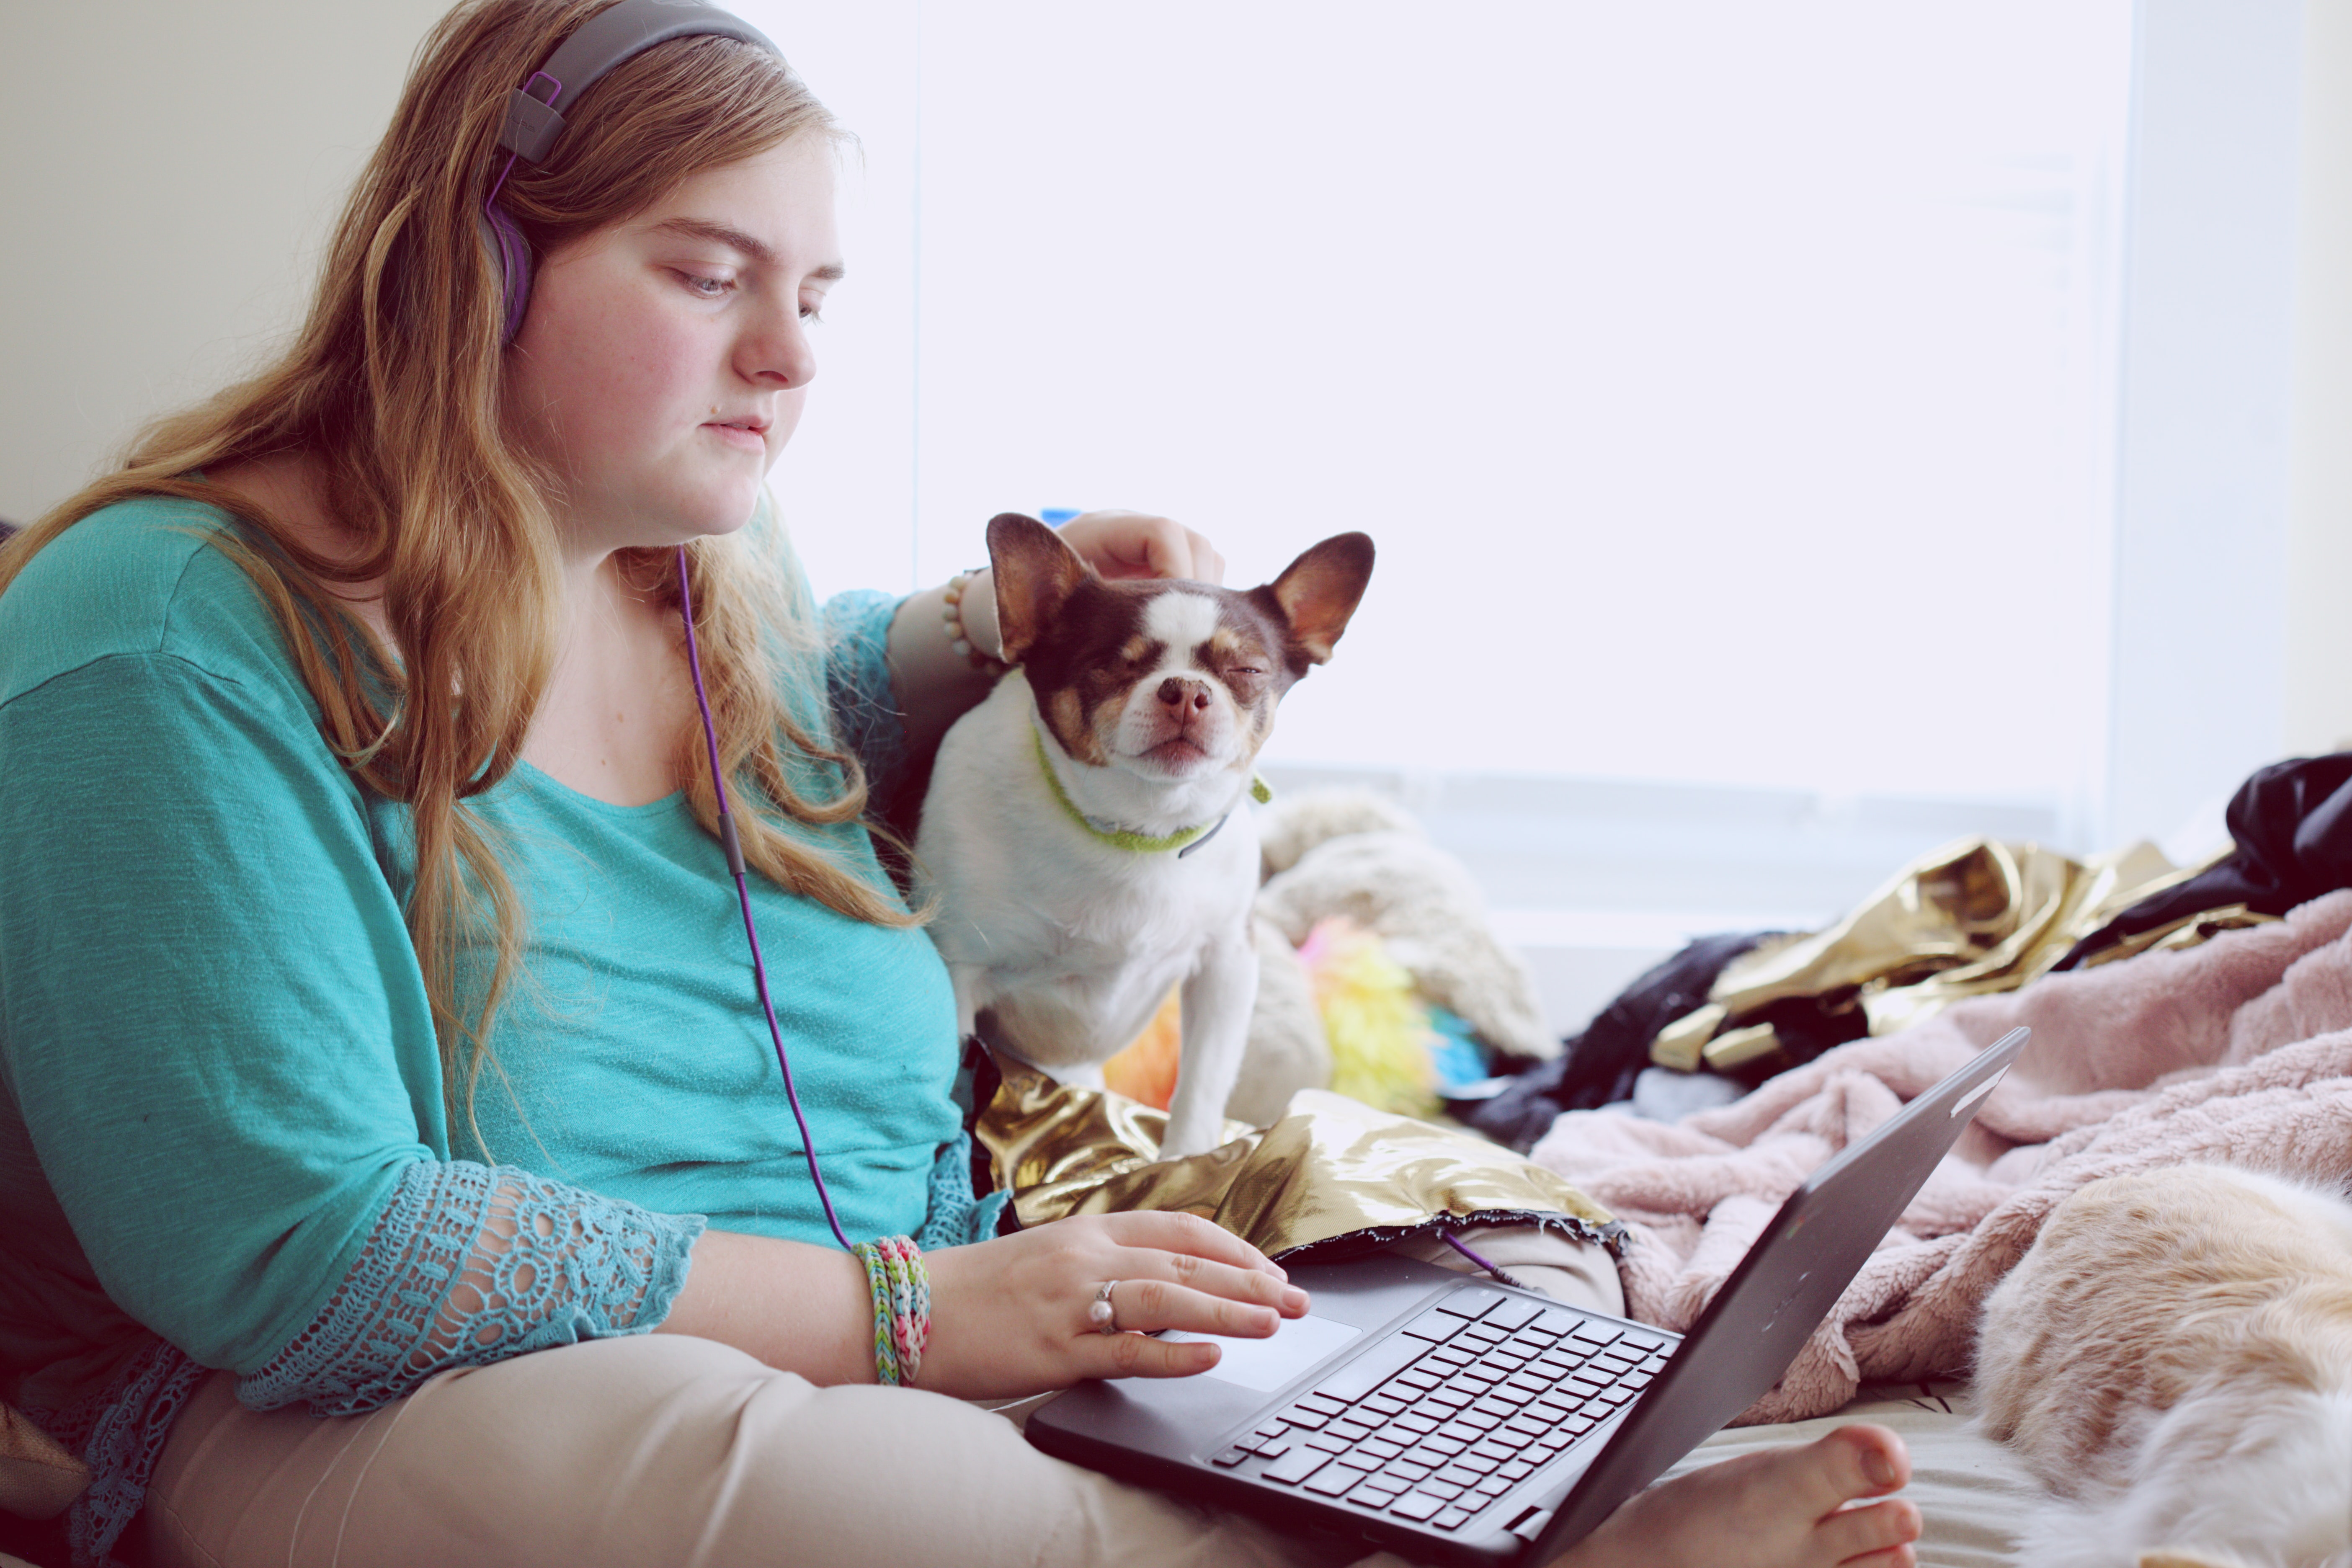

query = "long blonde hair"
[0, 0, 915, 1138]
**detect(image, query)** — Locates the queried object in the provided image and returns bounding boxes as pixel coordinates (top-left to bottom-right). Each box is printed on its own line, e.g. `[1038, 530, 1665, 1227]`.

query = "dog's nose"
[1157, 676, 1213, 713]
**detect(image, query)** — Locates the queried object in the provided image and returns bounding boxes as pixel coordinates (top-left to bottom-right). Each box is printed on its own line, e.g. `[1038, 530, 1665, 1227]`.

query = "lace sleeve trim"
[820, 589, 910, 806]
[237, 1161, 705, 1417]
[919, 1130, 1011, 1249]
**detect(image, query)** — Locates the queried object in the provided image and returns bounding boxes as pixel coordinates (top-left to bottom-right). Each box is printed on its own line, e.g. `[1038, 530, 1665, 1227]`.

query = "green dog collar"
[1032, 725, 1271, 857]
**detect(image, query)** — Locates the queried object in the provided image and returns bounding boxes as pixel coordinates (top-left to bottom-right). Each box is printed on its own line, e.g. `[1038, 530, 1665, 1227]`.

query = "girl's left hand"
[1053, 509, 1226, 585]
[918, 1210, 1307, 1399]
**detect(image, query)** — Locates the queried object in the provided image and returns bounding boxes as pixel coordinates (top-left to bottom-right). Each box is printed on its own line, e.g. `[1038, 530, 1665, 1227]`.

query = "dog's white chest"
[915, 677, 1260, 1072]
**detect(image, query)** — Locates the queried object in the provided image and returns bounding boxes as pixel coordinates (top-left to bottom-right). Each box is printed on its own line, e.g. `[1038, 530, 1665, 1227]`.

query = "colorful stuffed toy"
[1104, 789, 1549, 1124]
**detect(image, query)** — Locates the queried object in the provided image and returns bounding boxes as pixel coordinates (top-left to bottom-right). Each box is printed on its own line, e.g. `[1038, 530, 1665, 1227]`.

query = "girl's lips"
[704, 421, 767, 451]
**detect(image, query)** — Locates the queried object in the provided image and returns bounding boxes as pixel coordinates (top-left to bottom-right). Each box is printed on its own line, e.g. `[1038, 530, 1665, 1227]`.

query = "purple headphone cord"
[676, 546, 856, 1253]
[1442, 1229, 1534, 1292]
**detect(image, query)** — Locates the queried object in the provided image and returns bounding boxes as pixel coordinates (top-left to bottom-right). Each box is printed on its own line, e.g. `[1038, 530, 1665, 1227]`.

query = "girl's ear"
[1262, 532, 1375, 665]
[985, 513, 1092, 667]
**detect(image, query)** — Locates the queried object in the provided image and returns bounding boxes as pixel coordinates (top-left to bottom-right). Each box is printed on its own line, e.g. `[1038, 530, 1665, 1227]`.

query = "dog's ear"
[1258, 532, 1375, 666]
[2139, 1553, 2246, 1568]
[986, 513, 1093, 667]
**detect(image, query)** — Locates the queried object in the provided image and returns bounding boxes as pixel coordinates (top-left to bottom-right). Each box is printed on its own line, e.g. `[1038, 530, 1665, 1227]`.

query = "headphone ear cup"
[477, 201, 534, 343]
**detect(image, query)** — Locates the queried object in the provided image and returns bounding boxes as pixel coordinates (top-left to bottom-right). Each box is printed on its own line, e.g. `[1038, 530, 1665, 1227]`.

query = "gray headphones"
[481, 0, 781, 341]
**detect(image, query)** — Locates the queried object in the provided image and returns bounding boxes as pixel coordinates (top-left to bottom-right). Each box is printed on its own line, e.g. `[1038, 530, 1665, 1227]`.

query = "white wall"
[2102, 0, 2306, 847]
[2287, 0, 2352, 758]
[773, 2, 2137, 815]
[0, 1, 452, 527]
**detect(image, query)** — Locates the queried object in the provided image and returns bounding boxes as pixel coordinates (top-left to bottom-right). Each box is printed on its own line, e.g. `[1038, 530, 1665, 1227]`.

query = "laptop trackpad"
[1161, 1314, 1362, 1393]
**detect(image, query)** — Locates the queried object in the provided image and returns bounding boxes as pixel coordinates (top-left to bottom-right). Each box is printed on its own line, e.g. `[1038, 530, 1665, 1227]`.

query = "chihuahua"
[915, 513, 1375, 1159]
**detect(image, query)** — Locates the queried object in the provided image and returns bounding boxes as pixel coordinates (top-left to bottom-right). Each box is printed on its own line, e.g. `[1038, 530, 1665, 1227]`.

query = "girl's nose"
[742, 305, 816, 390]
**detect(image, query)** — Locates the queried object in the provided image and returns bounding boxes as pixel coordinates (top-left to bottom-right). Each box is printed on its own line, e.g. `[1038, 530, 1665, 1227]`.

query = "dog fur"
[915, 514, 1372, 1158]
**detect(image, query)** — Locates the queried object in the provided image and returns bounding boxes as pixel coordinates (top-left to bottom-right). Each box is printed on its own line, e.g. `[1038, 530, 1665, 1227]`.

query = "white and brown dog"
[915, 513, 1374, 1159]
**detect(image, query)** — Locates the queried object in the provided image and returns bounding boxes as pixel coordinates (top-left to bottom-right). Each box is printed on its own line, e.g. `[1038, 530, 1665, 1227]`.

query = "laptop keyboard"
[1207, 1291, 1674, 1534]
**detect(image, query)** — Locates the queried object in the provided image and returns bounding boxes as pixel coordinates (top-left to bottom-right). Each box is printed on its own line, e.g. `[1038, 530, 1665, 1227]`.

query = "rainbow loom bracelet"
[877, 1235, 931, 1387]
[850, 1240, 903, 1386]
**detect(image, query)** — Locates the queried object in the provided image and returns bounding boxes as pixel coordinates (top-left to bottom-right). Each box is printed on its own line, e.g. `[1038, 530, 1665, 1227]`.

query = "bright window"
[757, 2, 2135, 813]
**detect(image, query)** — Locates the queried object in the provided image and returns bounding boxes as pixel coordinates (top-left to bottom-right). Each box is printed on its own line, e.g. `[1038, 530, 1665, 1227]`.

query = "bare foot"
[1553, 1424, 1921, 1568]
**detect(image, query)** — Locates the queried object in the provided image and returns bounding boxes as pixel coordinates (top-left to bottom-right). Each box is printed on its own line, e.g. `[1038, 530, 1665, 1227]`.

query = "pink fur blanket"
[1529, 890, 2352, 1423]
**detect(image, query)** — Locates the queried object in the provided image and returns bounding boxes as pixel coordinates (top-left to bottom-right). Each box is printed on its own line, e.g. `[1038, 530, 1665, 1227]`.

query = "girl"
[0, 4, 1921, 1565]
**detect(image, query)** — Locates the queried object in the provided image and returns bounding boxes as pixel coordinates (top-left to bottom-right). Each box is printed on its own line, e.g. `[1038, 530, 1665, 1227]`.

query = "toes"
[1844, 1549, 1917, 1568]
[1799, 1424, 1909, 1509]
[1836, 1549, 1916, 1568]
[1815, 1497, 1921, 1564]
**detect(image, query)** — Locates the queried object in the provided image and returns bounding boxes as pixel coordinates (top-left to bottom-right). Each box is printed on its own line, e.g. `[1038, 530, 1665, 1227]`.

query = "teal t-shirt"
[0, 497, 962, 1402]
[426, 762, 961, 1232]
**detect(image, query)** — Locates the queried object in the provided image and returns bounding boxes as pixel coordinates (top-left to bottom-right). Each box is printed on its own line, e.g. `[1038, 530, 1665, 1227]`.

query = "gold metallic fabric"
[1649, 1003, 1728, 1073]
[1698, 1021, 1782, 1072]
[2072, 902, 2274, 967]
[976, 1059, 1622, 1261]
[1651, 836, 2256, 1070]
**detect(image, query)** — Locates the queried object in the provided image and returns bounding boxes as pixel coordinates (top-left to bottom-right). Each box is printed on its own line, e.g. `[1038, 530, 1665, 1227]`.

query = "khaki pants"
[146, 1336, 1386, 1568]
[146, 1233, 1620, 1568]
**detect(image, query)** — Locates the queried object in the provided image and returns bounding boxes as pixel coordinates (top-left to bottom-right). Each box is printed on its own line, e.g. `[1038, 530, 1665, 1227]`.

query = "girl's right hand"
[917, 1211, 1310, 1400]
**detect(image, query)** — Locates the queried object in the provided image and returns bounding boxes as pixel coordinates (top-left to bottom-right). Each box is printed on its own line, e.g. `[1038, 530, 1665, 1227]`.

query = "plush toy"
[1257, 787, 1424, 881]
[1255, 793, 1556, 1062]
[1103, 918, 1331, 1124]
[1104, 789, 1553, 1123]
[1296, 916, 1443, 1118]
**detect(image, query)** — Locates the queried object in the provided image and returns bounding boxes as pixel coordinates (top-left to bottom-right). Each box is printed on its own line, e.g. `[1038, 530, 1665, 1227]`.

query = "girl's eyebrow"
[650, 216, 846, 281]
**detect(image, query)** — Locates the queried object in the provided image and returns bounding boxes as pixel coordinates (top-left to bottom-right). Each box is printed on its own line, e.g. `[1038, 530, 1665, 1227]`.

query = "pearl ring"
[1089, 1279, 1122, 1335]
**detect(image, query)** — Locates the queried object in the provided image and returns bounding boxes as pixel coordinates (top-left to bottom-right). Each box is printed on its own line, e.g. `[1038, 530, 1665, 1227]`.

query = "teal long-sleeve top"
[0, 498, 970, 1554]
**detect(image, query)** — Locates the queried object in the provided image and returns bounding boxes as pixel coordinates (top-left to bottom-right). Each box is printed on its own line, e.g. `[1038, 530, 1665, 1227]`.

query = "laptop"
[1026, 1025, 2030, 1565]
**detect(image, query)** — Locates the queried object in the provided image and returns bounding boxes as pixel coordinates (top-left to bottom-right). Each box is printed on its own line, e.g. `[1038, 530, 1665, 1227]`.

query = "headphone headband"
[482, 0, 784, 341]
[498, 0, 781, 165]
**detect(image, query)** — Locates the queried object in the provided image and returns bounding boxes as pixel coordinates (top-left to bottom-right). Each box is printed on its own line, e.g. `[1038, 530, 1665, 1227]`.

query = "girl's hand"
[945, 510, 1221, 663]
[1052, 509, 1226, 585]
[917, 1211, 1309, 1400]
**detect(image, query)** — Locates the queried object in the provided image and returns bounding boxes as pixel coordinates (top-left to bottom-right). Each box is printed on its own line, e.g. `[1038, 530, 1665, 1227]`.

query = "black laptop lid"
[1531, 1025, 2029, 1555]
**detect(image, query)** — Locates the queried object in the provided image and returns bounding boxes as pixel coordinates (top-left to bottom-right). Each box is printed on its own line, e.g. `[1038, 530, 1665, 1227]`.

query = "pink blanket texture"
[1529, 890, 2352, 1424]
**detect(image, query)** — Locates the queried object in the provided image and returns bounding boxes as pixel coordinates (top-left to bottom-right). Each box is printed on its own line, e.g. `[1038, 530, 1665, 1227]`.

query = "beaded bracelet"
[850, 1235, 932, 1386]
[942, 571, 1011, 677]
